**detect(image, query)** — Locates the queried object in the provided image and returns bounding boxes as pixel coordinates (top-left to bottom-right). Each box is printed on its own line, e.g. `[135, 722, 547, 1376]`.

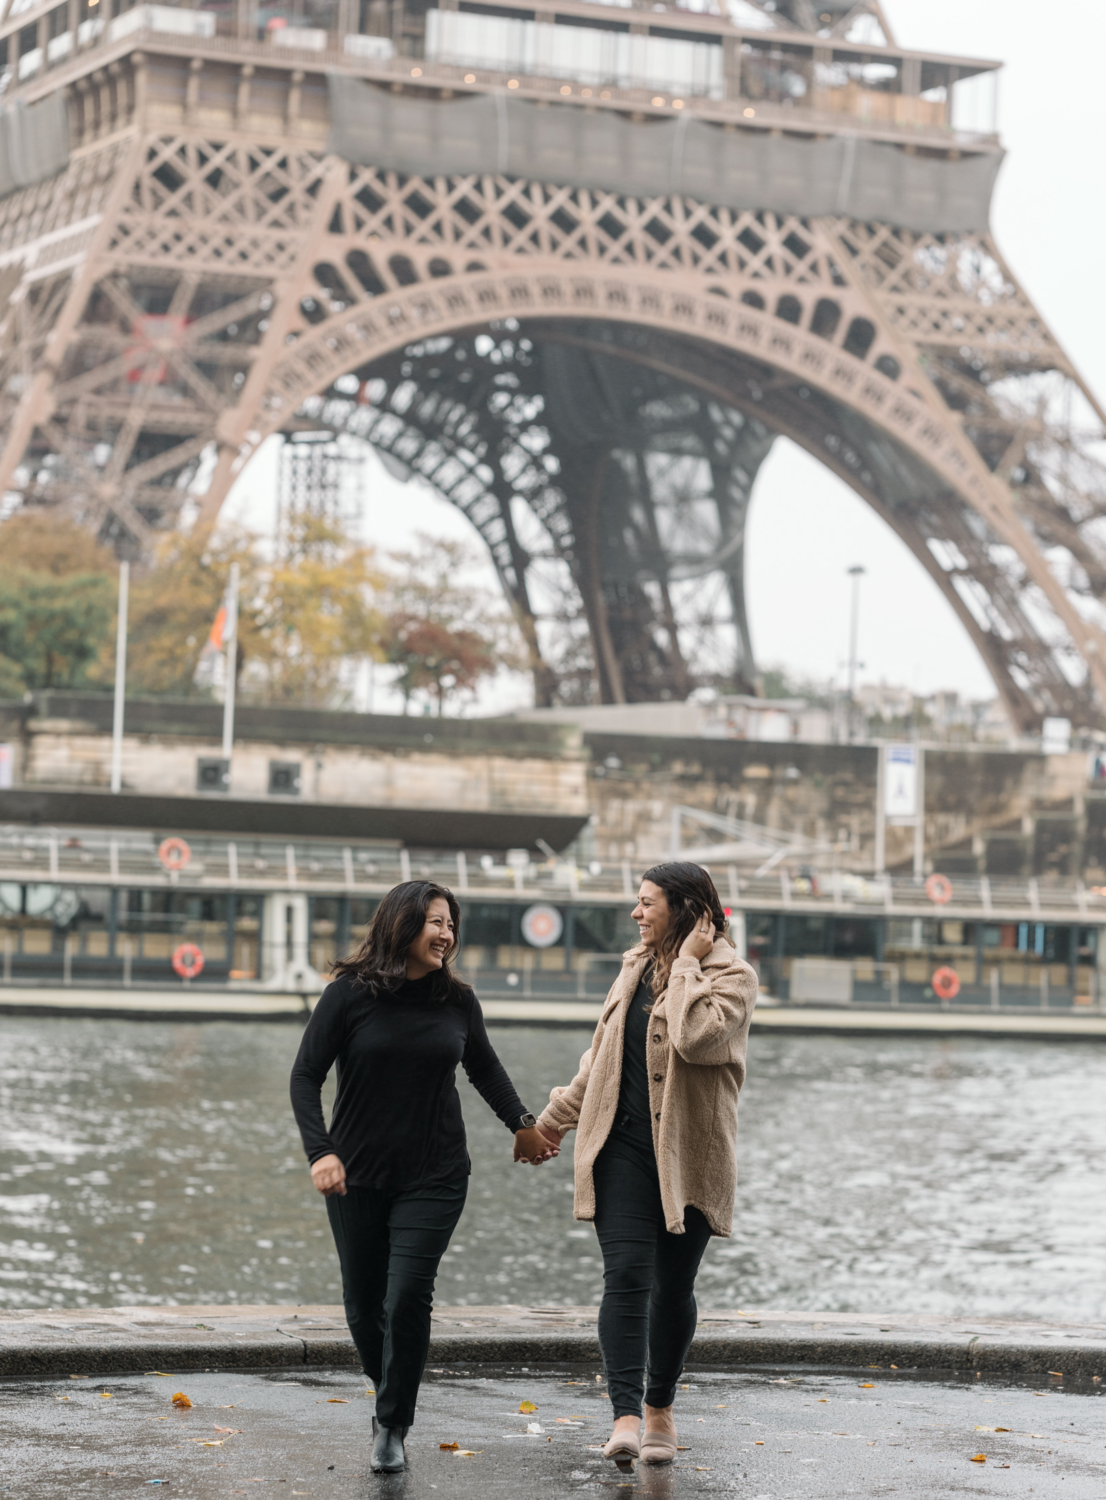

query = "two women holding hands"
[290, 861, 756, 1475]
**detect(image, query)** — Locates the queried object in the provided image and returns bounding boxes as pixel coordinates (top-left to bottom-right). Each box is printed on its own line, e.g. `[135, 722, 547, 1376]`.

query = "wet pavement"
[2, 1362, 1104, 1498]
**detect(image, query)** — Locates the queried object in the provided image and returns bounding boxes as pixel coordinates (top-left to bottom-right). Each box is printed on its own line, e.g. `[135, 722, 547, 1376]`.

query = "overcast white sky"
[223, 1, 1106, 711]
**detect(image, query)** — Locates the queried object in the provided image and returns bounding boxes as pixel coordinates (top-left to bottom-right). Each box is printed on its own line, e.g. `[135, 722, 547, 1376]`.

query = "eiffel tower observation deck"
[0, 0, 1100, 725]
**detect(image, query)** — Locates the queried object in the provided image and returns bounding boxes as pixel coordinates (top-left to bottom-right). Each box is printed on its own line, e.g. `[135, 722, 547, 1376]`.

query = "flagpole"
[110, 560, 129, 794]
[221, 561, 239, 776]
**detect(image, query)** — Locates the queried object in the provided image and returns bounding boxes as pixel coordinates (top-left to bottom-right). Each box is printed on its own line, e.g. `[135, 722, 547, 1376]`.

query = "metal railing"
[756, 957, 1103, 1015]
[5, 7, 994, 148]
[0, 826, 1101, 920]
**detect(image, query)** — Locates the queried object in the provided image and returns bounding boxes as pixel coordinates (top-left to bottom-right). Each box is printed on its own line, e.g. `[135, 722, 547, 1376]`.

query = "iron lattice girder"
[0, 130, 1104, 717]
[307, 330, 774, 701]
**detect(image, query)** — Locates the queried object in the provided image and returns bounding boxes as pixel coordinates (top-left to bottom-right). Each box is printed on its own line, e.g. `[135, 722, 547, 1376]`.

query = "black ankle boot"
[371, 1415, 409, 1472]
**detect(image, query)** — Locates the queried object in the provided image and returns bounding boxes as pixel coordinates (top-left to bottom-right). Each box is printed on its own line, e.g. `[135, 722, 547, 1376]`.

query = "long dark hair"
[331, 880, 465, 1002]
[640, 861, 731, 998]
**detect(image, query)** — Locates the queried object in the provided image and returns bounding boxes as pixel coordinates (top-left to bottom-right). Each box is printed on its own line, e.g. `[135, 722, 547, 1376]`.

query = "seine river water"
[2, 1015, 1106, 1320]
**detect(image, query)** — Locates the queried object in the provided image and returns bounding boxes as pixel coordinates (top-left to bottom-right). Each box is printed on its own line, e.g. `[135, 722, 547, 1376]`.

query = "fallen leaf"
[1048, 1371, 1063, 1378]
[214, 1427, 241, 1434]
[453, 1449, 481, 1457]
[171, 1393, 193, 1410]
[971, 1453, 987, 1463]
[55, 1395, 69, 1401]
[69, 1375, 89, 1380]
[326, 1398, 348, 1404]
[975, 1426, 1010, 1433]
[519, 1400, 538, 1414]
[100, 1392, 113, 1399]
[694, 1467, 712, 1472]
[858, 1383, 875, 1389]
[146, 1372, 172, 1378]
[192, 1439, 223, 1447]
[440, 1442, 460, 1451]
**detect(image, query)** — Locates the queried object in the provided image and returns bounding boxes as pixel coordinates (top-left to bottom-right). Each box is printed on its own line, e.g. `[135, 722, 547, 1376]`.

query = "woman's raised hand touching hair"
[678, 908, 716, 963]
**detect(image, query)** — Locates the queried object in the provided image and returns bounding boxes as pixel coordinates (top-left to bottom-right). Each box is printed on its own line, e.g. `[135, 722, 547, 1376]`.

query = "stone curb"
[4, 1327, 1106, 1382]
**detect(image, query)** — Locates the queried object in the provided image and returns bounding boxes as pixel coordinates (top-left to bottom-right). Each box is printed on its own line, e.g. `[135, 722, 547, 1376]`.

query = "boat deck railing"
[0, 825, 1100, 922]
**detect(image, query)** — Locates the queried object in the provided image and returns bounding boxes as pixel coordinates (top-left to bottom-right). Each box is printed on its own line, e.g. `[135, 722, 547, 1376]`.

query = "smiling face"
[631, 880, 673, 951]
[405, 896, 456, 980]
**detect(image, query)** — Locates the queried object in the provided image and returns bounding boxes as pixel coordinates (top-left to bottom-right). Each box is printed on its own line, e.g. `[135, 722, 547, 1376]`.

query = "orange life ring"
[158, 836, 192, 872]
[932, 965, 960, 1001]
[172, 942, 205, 980]
[925, 872, 953, 905]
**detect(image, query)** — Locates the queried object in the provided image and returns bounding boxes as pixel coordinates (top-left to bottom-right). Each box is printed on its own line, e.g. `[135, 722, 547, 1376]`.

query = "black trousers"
[592, 1120, 713, 1419]
[326, 1178, 467, 1428]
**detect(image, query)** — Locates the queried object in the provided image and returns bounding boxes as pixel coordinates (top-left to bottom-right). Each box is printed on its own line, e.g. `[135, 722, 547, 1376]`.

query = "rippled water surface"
[2, 1016, 1106, 1319]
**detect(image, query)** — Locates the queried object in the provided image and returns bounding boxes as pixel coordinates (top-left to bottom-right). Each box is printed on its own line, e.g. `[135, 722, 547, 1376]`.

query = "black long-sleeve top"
[615, 972, 654, 1133]
[289, 972, 529, 1191]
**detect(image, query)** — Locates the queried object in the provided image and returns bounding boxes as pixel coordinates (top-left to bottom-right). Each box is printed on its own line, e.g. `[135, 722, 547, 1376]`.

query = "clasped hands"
[513, 1122, 560, 1166]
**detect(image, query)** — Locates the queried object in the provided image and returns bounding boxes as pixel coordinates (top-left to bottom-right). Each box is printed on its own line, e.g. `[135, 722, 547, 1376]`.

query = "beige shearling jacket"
[538, 937, 757, 1236]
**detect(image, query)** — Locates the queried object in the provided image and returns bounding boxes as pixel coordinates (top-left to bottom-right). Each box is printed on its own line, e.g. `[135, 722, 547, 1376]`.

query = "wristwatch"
[517, 1112, 537, 1129]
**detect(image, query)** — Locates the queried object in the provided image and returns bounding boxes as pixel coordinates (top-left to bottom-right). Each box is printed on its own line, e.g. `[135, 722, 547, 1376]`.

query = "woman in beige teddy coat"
[533, 861, 757, 1467]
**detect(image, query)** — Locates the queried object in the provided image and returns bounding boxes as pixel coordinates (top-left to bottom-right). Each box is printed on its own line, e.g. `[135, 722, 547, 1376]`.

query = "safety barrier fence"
[0, 827, 1100, 921]
[755, 957, 1103, 1015]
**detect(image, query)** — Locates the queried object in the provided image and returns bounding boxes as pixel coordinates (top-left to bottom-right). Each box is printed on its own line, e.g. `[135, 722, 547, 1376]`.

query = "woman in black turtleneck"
[290, 880, 554, 1474]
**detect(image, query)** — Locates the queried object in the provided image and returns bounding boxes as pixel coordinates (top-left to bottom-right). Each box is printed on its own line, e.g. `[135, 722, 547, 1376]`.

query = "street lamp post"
[846, 565, 865, 739]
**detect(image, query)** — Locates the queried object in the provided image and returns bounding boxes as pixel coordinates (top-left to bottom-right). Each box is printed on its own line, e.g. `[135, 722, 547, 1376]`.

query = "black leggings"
[326, 1179, 467, 1428]
[593, 1122, 713, 1419]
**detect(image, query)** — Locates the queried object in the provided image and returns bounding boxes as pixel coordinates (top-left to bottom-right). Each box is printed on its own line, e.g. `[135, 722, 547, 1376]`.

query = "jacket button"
[654, 1111, 661, 1120]
[653, 1073, 662, 1082]
[653, 1035, 662, 1042]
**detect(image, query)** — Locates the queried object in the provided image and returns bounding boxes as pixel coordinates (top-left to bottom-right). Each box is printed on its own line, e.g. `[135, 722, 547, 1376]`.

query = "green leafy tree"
[0, 569, 114, 691]
[0, 511, 117, 694]
[126, 528, 261, 698]
[249, 513, 385, 705]
[385, 613, 501, 714]
[381, 534, 523, 713]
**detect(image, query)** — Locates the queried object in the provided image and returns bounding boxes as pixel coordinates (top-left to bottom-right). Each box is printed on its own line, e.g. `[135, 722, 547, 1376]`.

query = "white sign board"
[883, 743, 918, 818]
[1042, 716, 1071, 755]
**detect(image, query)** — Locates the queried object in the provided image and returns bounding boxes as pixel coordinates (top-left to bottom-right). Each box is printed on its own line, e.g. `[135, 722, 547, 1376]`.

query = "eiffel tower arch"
[0, 0, 1103, 723]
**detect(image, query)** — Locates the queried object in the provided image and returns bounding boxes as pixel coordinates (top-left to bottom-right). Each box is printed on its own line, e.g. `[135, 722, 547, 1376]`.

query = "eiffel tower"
[0, 0, 1101, 723]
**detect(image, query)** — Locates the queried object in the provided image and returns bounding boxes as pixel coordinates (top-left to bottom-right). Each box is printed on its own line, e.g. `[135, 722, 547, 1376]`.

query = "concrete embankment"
[3, 1304, 1106, 1381]
[4, 985, 1106, 1038]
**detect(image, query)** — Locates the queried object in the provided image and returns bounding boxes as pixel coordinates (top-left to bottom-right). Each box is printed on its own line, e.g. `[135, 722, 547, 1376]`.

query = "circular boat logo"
[521, 903, 564, 949]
